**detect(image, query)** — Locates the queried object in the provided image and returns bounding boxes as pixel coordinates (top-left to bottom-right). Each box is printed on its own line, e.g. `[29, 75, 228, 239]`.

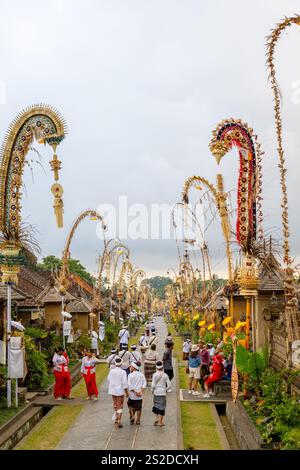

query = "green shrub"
[24, 336, 48, 390]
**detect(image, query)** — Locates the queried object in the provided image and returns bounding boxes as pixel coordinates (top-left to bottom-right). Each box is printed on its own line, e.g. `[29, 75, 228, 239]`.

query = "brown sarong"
[144, 361, 156, 383]
[112, 395, 124, 411]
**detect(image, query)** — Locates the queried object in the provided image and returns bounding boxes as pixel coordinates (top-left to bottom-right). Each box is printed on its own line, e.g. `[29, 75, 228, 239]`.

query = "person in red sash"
[81, 349, 100, 401]
[53, 348, 66, 400]
[203, 353, 224, 398]
[62, 350, 72, 399]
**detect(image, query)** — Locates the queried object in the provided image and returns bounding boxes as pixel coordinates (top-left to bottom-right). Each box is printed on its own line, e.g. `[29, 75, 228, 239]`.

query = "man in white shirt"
[139, 333, 148, 351]
[118, 325, 130, 349]
[119, 344, 131, 375]
[127, 362, 147, 425]
[130, 345, 142, 364]
[182, 339, 191, 360]
[208, 343, 216, 361]
[106, 347, 119, 369]
[107, 357, 128, 428]
[149, 320, 156, 335]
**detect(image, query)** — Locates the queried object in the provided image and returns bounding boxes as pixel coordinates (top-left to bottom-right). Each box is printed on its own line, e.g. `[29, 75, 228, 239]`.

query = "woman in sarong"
[144, 344, 159, 384]
[151, 361, 171, 427]
[81, 349, 101, 400]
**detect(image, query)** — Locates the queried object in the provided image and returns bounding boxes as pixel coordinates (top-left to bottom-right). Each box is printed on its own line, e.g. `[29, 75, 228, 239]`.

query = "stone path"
[57, 317, 181, 450]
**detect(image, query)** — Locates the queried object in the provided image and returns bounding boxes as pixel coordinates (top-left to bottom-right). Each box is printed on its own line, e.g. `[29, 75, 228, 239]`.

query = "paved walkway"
[57, 317, 180, 450]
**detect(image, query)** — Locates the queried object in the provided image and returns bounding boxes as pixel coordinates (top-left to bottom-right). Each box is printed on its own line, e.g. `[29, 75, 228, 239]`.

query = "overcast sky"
[0, 0, 299, 278]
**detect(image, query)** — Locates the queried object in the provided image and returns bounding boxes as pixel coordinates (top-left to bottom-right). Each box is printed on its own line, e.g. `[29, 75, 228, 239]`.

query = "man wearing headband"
[127, 361, 147, 425]
[106, 347, 119, 370]
[118, 325, 130, 349]
[107, 357, 128, 428]
[130, 344, 142, 365]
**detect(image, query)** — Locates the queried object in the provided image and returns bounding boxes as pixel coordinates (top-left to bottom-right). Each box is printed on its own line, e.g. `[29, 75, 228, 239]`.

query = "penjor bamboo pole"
[245, 296, 251, 350]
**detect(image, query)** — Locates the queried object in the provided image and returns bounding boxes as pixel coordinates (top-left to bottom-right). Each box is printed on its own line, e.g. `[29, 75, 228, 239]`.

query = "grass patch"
[16, 405, 83, 450]
[0, 404, 26, 427]
[167, 323, 182, 360]
[181, 402, 223, 450]
[179, 366, 189, 389]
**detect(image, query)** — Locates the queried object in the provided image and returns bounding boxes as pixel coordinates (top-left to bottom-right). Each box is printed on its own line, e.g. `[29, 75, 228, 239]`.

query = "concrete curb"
[175, 358, 184, 450]
[210, 403, 230, 450]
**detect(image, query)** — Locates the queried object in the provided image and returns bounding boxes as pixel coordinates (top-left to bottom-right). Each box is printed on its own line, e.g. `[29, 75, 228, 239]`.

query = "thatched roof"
[66, 297, 92, 313]
[36, 284, 75, 303]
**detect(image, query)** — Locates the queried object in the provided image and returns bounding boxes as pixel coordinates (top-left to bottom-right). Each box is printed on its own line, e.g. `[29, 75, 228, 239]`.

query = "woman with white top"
[151, 360, 171, 427]
[81, 349, 101, 400]
[53, 348, 67, 400]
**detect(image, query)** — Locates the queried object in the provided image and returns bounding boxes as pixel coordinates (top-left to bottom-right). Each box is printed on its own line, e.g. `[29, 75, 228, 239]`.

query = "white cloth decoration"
[99, 324, 105, 342]
[63, 320, 72, 336]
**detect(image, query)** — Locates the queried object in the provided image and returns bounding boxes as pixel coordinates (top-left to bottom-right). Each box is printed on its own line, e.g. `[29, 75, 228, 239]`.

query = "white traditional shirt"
[128, 371, 147, 400]
[106, 353, 119, 369]
[119, 350, 131, 370]
[183, 341, 191, 354]
[53, 353, 66, 372]
[151, 371, 171, 396]
[139, 335, 148, 347]
[130, 350, 142, 364]
[209, 347, 216, 357]
[108, 367, 128, 396]
[81, 356, 100, 374]
[118, 328, 130, 344]
[148, 335, 157, 347]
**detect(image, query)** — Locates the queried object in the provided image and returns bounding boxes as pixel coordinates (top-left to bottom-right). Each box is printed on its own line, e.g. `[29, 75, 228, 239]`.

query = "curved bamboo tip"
[214, 154, 222, 165]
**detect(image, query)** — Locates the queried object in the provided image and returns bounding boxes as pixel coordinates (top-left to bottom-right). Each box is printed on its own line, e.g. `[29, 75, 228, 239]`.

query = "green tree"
[37, 255, 95, 285]
[143, 276, 173, 299]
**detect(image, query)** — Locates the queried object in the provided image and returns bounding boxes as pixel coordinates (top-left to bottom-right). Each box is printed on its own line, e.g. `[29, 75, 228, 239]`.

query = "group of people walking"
[183, 338, 232, 397]
[106, 320, 174, 428]
[52, 318, 174, 428]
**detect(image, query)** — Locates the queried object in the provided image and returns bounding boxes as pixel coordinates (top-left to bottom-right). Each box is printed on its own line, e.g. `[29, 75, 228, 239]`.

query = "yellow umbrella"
[198, 320, 206, 327]
[207, 323, 215, 331]
[193, 314, 200, 320]
[222, 316, 232, 326]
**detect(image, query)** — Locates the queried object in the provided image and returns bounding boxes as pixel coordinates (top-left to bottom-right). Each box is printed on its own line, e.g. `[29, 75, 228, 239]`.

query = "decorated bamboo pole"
[210, 119, 263, 347]
[266, 15, 300, 344]
[0, 104, 67, 407]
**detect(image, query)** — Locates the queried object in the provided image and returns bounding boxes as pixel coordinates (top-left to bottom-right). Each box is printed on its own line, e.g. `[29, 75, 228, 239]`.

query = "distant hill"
[143, 276, 173, 299]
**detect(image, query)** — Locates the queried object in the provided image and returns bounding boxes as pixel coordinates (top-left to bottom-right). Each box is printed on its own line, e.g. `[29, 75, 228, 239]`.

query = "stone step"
[25, 392, 39, 402]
